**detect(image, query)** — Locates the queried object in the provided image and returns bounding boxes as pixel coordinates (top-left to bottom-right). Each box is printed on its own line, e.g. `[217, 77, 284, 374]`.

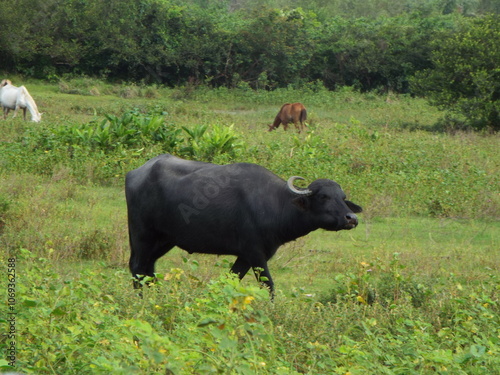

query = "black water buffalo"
[125, 154, 362, 294]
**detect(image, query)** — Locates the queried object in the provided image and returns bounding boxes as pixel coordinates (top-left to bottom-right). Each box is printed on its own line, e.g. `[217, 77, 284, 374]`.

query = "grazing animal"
[125, 154, 362, 295]
[268, 102, 307, 132]
[0, 79, 42, 122]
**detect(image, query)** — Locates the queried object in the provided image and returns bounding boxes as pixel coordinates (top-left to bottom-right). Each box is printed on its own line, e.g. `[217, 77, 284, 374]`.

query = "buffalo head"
[287, 176, 362, 231]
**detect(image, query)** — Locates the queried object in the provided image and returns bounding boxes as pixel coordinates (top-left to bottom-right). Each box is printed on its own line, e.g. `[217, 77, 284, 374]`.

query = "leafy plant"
[181, 123, 244, 161]
[55, 111, 182, 152]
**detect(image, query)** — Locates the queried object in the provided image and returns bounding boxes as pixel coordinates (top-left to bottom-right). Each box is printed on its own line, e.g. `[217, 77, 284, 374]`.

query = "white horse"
[0, 79, 42, 122]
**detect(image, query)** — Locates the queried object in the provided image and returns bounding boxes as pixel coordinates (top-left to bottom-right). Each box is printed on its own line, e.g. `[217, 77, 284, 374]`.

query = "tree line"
[0, 0, 499, 129]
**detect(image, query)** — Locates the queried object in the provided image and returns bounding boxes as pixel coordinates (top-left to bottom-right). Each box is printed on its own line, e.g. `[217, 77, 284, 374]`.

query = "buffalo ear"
[346, 200, 363, 213]
[292, 196, 309, 211]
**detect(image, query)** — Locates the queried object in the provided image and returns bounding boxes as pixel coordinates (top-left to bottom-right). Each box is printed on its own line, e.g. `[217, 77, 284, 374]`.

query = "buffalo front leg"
[129, 235, 173, 289]
[230, 256, 251, 280]
[252, 262, 274, 297]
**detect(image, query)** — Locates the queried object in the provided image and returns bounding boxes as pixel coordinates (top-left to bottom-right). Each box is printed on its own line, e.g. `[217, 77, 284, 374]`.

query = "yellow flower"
[164, 268, 184, 280]
[244, 296, 255, 305]
[357, 295, 368, 305]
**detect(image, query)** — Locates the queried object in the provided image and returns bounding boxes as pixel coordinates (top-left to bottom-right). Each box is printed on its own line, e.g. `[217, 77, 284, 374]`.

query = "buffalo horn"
[287, 176, 312, 196]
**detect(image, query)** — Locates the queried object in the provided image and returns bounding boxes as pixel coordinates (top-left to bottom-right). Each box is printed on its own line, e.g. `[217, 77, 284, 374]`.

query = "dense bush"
[0, 0, 494, 93]
[411, 15, 500, 130]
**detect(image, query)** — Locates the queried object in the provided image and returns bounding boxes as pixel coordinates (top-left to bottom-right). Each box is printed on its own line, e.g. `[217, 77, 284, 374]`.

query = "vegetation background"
[0, 0, 499, 374]
[1, 0, 499, 129]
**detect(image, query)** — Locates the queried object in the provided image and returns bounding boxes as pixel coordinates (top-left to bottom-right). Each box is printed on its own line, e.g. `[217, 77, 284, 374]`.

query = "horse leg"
[22, 108, 27, 121]
[3, 107, 9, 120]
[293, 120, 301, 133]
[298, 120, 304, 133]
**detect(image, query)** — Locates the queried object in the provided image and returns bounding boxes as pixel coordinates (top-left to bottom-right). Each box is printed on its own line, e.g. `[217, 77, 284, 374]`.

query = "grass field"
[0, 78, 499, 374]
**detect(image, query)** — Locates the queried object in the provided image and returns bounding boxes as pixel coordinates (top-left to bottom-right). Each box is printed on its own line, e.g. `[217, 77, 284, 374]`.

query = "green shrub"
[77, 229, 112, 260]
[320, 253, 432, 308]
[411, 15, 500, 130]
[180, 123, 245, 161]
[55, 111, 182, 153]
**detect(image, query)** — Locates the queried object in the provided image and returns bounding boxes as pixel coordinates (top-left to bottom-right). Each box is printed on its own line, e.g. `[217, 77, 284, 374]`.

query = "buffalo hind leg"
[231, 256, 274, 298]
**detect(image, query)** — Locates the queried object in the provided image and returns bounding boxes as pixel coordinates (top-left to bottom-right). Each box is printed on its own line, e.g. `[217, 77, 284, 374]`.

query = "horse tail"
[20, 86, 41, 122]
[300, 108, 307, 123]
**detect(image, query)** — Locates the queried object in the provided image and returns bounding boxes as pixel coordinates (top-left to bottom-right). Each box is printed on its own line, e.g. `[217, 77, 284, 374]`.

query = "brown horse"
[268, 103, 307, 133]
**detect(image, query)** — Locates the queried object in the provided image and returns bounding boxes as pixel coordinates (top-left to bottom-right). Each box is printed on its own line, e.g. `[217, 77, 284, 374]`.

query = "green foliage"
[10, 249, 285, 374]
[55, 111, 182, 153]
[6, 248, 499, 374]
[76, 229, 112, 260]
[181, 124, 245, 161]
[412, 15, 500, 130]
[310, 14, 450, 91]
[3, 108, 243, 163]
[1, 0, 498, 100]
[0, 194, 10, 235]
[321, 253, 432, 308]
